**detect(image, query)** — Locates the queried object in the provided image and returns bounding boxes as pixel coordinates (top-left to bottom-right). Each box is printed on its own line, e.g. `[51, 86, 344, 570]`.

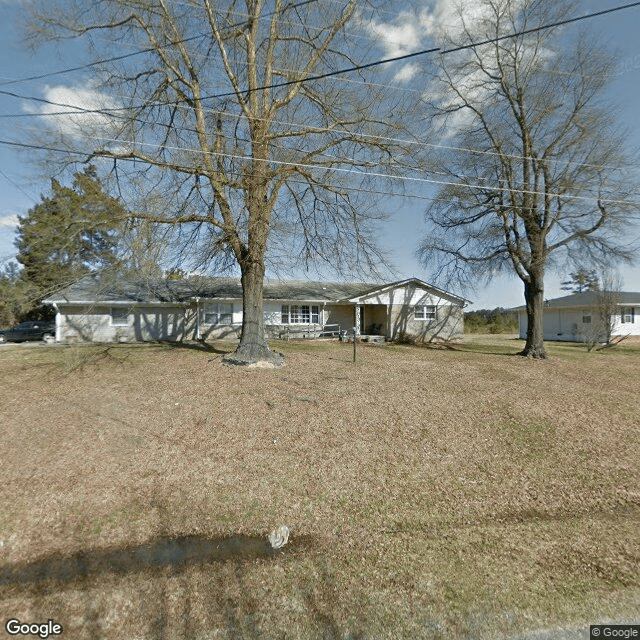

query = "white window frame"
[621, 307, 635, 324]
[414, 305, 436, 321]
[202, 302, 233, 325]
[110, 307, 129, 326]
[582, 311, 592, 324]
[281, 304, 320, 324]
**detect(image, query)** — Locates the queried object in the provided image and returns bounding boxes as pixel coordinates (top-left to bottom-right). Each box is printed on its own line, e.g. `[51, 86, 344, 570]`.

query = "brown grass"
[1, 336, 639, 639]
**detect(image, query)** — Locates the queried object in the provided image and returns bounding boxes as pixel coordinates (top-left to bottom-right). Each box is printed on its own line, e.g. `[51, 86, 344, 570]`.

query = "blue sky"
[0, 0, 639, 310]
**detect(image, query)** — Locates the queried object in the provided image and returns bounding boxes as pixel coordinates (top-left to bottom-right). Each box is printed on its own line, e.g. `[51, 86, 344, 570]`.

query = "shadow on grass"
[0, 532, 365, 639]
[156, 339, 231, 355]
[457, 336, 527, 357]
[0, 534, 314, 587]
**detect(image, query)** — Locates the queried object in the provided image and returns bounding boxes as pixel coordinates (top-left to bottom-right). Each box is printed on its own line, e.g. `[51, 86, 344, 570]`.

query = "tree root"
[222, 343, 285, 367]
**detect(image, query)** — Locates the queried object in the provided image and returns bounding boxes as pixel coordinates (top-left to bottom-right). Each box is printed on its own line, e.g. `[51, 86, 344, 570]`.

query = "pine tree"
[15, 166, 126, 298]
[560, 269, 600, 293]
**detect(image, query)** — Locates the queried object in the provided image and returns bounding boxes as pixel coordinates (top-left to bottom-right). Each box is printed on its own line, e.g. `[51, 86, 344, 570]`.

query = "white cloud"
[0, 213, 18, 230]
[365, 0, 528, 84]
[366, 0, 552, 139]
[368, 11, 421, 58]
[24, 83, 121, 141]
[393, 62, 420, 83]
[366, 9, 423, 82]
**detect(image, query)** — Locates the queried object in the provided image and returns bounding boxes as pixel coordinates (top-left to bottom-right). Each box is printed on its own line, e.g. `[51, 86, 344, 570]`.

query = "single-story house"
[43, 276, 468, 344]
[517, 291, 640, 342]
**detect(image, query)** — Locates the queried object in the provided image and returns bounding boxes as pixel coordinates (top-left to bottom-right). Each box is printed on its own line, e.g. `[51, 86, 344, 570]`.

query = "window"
[414, 305, 436, 320]
[111, 308, 129, 326]
[621, 307, 635, 323]
[203, 302, 233, 325]
[281, 304, 319, 324]
[582, 312, 592, 324]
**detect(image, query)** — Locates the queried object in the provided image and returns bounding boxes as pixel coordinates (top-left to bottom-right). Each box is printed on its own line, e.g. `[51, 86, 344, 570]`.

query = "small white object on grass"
[268, 525, 289, 549]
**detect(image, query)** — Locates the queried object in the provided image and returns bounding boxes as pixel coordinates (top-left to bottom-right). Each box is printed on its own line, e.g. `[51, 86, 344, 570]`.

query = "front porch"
[272, 303, 389, 342]
[358, 304, 387, 337]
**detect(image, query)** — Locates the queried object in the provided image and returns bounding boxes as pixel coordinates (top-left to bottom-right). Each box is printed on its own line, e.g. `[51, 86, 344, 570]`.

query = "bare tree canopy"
[416, 0, 639, 357]
[24, 0, 409, 365]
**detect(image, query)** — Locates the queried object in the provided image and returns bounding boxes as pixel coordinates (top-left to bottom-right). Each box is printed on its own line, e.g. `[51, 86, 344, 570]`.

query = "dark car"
[0, 321, 56, 343]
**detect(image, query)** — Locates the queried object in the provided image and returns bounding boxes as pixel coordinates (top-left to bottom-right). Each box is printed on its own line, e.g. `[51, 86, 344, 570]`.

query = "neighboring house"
[517, 291, 640, 342]
[43, 276, 468, 344]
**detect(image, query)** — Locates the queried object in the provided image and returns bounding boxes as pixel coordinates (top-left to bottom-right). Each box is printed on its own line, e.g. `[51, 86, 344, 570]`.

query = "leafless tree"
[583, 271, 624, 351]
[24, 0, 409, 365]
[417, 0, 638, 358]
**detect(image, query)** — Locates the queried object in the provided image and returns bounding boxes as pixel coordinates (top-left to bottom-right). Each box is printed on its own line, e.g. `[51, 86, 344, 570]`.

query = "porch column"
[355, 304, 361, 336]
[195, 297, 201, 340]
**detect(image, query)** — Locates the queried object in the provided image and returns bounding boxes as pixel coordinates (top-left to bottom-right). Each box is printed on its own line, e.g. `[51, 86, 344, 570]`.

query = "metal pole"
[353, 326, 356, 362]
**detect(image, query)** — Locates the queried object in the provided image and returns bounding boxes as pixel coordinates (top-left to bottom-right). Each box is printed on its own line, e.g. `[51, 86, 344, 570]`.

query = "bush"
[465, 307, 518, 334]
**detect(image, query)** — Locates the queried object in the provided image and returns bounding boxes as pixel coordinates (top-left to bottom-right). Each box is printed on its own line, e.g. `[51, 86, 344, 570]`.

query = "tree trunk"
[222, 260, 284, 367]
[520, 272, 547, 358]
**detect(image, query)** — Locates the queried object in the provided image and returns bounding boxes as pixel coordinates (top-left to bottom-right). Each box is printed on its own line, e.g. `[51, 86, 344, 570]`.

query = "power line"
[0, 0, 320, 88]
[3, 0, 637, 98]
[0, 0, 634, 134]
[197, 1, 640, 101]
[0, 2, 636, 204]
[0, 137, 634, 208]
[2, 1, 637, 112]
[0, 169, 37, 203]
[0, 85, 627, 176]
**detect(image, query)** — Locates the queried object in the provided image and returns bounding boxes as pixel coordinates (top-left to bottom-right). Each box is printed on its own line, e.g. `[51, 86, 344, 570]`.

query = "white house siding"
[57, 304, 190, 343]
[197, 300, 242, 340]
[324, 304, 356, 333]
[133, 306, 188, 341]
[518, 305, 640, 341]
[615, 307, 640, 336]
[387, 303, 463, 341]
[357, 285, 464, 341]
[357, 285, 443, 307]
[47, 278, 467, 344]
[544, 308, 573, 341]
[518, 313, 527, 340]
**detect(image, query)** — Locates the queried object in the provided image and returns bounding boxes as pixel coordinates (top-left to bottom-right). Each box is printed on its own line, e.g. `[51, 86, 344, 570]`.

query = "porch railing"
[279, 324, 341, 340]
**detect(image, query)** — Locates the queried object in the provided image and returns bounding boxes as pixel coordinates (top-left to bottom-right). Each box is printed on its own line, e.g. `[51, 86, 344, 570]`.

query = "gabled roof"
[344, 277, 469, 305]
[515, 291, 640, 311]
[43, 275, 466, 306]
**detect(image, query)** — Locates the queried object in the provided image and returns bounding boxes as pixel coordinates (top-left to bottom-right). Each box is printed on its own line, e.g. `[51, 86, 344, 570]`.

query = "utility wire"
[198, 1, 640, 100]
[0, 0, 319, 87]
[2, 1, 637, 97]
[1, 117, 626, 211]
[2, 2, 637, 117]
[0, 137, 634, 208]
[0, 85, 627, 175]
[0, 2, 636, 203]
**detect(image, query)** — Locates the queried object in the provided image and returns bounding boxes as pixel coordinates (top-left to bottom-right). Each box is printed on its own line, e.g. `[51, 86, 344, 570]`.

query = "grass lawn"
[0, 335, 638, 639]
